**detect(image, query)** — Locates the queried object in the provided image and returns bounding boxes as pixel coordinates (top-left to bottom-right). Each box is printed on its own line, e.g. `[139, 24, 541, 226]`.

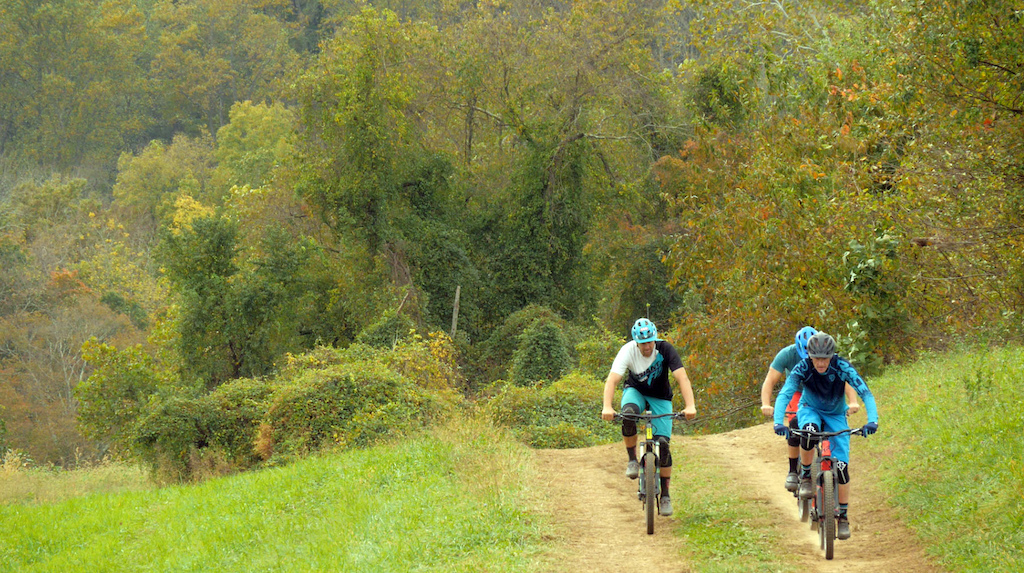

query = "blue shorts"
[621, 387, 674, 438]
[797, 407, 850, 464]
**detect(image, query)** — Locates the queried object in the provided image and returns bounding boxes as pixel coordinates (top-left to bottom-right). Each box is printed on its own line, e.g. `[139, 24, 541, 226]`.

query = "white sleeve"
[610, 342, 634, 376]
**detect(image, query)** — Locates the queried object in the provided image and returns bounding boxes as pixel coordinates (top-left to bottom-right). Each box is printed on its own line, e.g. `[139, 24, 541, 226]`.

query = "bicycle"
[788, 426, 866, 560]
[611, 411, 686, 534]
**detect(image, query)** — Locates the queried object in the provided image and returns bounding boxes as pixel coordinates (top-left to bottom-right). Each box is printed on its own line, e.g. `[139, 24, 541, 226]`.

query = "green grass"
[669, 446, 796, 572]
[859, 345, 1024, 571]
[0, 420, 546, 573]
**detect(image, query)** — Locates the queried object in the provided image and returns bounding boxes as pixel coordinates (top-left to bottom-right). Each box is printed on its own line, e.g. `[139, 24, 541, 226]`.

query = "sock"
[788, 457, 798, 473]
[627, 446, 637, 461]
[660, 476, 670, 498]
[800, 463, 811, 478]
[839, 503, 848, 518]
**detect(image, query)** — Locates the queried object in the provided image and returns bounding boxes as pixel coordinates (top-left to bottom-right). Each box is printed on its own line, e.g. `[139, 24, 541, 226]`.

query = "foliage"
[509, 320, 573, 386]
[354, 308, 416, 349]
[473, 304, 570, 386]
[76, 340, 172, 457]
[574, 317, 627, 381]
[484, 371, 618, 448]
[258, 358, 459, 465]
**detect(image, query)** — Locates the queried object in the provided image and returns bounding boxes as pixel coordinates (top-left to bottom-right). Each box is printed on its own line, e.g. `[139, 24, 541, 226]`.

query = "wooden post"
[451, 285, 461, 337]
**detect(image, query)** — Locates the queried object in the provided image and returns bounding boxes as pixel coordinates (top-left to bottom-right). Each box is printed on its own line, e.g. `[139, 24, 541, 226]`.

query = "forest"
[0, 0, 1021, 473]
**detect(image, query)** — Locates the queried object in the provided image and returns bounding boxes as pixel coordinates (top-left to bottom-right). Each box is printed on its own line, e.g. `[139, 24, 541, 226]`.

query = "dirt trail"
[535, 422, 944, 573]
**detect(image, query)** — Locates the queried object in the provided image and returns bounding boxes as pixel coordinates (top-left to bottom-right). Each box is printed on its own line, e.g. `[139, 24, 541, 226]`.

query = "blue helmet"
[631, 318, 660, 343]
[795, 326, 817, 359]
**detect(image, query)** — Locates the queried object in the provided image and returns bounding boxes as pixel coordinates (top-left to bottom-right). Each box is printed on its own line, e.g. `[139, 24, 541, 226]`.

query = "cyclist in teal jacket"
[772, 332, 879, 540]
[760, 326, 860, 492]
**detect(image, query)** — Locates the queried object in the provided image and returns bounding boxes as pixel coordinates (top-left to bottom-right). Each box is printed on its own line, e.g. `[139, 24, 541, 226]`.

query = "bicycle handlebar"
[611, 411, 689, 422]
[789, 427, 866, 438]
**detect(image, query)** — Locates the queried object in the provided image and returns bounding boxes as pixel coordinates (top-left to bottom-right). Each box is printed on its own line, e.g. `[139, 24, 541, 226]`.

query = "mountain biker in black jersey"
[601, 318, 697, 518]
[760, 326, 860, 492]
[772, 332, 879, 540]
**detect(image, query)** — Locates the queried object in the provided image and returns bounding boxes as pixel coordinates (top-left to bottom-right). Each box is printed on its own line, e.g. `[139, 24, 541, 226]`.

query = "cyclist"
[760, 326, 860, 492]
[772, 332, 879, 540]
[601, 318, 697, 518]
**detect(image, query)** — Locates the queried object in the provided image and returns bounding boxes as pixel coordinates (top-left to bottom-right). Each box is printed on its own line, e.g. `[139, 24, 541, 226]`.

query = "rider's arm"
[671, 367, 697, 419]
[773, 367, 802, 426]
[760, 367, 783, 416]
[838, 361, 879, 424]
[844, 383, 860, 414]
[601, 372, 623, 420]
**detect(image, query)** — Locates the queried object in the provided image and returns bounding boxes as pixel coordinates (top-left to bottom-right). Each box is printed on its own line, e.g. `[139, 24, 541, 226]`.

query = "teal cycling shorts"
[621, 387, 674, 437]
[797, 407, 851, 464]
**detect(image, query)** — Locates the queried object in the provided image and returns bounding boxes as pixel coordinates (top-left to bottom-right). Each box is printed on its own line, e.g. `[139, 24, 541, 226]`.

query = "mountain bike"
[612, 411, 685, 535]
[788, 426, 866, 560]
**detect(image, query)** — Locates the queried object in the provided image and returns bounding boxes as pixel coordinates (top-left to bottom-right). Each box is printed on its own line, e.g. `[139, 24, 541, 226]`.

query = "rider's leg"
[619, 391, 644, 478]
[619, 394, 643, 458]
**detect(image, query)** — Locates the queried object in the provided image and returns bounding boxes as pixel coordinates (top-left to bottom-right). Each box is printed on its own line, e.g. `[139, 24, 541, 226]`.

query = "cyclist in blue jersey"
[760, 326, 860, 492]
[772, 332, 879, 540]
[601, 318, 697, 518]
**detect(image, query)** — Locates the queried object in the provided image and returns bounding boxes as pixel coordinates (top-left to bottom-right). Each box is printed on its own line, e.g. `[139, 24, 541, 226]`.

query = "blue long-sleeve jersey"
[773, 355, 879, 426]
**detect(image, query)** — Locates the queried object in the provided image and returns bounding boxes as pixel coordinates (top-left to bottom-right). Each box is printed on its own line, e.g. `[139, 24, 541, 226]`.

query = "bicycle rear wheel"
[644, 452, 657, 534]
[821, 470, 836, 559]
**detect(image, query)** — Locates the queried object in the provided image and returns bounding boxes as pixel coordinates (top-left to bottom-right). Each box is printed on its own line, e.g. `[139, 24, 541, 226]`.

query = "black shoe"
[837, 516, 851, 540]
[784, 471, 799, 492]
[798, 477, 813, 499]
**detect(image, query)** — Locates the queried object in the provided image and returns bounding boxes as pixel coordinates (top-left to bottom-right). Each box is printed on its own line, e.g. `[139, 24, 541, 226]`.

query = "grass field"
[1, 420, 547, 572]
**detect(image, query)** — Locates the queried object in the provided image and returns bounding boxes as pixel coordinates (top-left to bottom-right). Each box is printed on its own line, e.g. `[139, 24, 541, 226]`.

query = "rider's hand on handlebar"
[861, 422, 878, 436]
[601, 406, 616, 421]
[760, 404, 774, 417]
[681, 406, 696, 420]
[774, 423, 790, 438]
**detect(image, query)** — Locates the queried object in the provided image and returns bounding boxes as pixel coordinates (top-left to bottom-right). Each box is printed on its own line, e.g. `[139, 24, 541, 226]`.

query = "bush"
[133, 393, 215, 483]
[259, 359, 459, 464]
[485, 371, 619, 448]
[509, 320, 573, 386]
[355, 309, 416, 348]
[475, 305, 569, 383]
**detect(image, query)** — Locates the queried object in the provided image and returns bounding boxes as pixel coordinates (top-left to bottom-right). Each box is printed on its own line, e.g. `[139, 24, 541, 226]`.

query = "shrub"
[485, 371, 619, 448]
[355, 309, 416, 348]
[509, 320, 573, 386]
[475, 304, 568, 383]
[259, 360, 459, 463]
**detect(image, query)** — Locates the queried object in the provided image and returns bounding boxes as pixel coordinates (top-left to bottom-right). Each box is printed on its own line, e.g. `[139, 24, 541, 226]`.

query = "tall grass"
[0, 419, 546, 572]
[1, 459, 151, 506]
[860, 345, 1024, 570]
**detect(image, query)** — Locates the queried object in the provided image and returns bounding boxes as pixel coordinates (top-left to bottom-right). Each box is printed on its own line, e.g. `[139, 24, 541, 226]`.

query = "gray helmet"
[806, 333, 836, 359]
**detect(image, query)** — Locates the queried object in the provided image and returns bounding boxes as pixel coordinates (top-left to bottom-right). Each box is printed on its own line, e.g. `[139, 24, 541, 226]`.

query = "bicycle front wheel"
[821, 470, 836, 559]
[644, 452, 657, 534]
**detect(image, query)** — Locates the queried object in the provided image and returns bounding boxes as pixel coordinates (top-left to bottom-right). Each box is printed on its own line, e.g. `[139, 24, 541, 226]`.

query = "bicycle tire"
[798, 494, 810, 522]
[644, 452, 657, 534]
[821, 470, 836, 559]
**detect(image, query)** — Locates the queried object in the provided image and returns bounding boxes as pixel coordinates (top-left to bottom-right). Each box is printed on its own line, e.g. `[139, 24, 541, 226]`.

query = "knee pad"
[836, 461, 850, 484]
[787, 417, 801, 448]
[621, 403, 640, 437]
[800, 422, 821, 451]
[656, 436, 672, 467]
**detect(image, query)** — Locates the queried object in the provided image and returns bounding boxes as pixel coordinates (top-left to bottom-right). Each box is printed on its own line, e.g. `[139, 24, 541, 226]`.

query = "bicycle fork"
[636, 427, 661, 502]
